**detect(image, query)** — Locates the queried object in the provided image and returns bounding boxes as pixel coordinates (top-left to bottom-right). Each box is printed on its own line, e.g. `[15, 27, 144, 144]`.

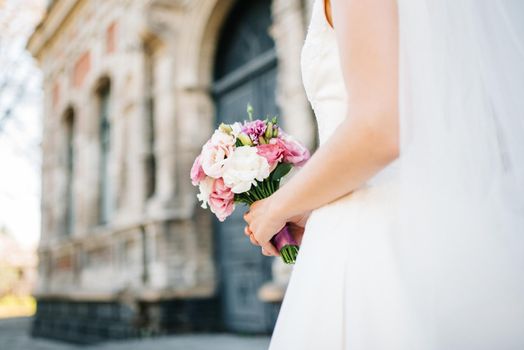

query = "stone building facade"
[28, 0, 316, 343]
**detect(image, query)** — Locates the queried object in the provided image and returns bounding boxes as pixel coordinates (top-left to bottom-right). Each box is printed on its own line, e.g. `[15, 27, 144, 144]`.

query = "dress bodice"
[300, 0, 348, 146]
[300, 0, 399, 185]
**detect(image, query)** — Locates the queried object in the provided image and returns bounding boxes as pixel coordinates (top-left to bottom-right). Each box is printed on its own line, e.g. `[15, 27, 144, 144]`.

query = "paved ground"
[0, 317, 270, 350]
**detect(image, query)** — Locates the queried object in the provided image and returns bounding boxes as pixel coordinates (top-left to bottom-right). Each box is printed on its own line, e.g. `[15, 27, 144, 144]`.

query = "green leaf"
[271, 162, 293, 181]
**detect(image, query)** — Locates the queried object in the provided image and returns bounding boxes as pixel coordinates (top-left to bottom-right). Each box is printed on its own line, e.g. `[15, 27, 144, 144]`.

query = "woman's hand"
[243, 196, 284, 257]
[243, 196, 311, 257]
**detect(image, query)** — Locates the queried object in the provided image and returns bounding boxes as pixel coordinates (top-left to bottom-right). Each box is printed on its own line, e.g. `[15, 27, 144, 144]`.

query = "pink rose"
[190, 155, 206, 185]
[271, 136, 310, 166]
[208, 178, 235, 221]
[256, 143, 285, 172]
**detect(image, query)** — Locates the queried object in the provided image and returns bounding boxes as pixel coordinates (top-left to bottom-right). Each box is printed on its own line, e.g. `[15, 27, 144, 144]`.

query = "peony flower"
[222, 146, 270, 193]
[242, 120, 267, 145]
[277, 133, 310, 166]
[190, 154, 206, 185]
[256, 143, 285, 172]
[200, 130, 235, 179]
[201, 143, 228, 178]
[196, 177, 215, 209]
[208, 178, 235, 221]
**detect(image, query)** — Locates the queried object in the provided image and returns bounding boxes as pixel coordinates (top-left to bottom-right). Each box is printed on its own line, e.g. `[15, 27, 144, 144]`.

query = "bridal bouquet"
[190, 105, 310, 264]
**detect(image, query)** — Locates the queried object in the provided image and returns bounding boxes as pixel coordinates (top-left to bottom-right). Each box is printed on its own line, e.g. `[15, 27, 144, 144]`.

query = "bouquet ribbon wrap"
[270, 224, 300, 264]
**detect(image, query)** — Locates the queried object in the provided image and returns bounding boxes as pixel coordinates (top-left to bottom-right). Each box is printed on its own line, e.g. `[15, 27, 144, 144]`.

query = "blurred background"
[0, 0, 317, 348]
[0, 0, 43, 320]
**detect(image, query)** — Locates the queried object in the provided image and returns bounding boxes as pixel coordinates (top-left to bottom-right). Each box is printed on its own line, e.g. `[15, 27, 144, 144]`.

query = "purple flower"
[242, 120, 267, 145]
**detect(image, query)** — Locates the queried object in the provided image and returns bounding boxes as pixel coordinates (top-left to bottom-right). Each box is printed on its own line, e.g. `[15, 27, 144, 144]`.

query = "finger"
[262, 242, 280, 257]
[249, 234, 259, 246]
[261, 247, 272, 256]
[243, 210, 250, 222]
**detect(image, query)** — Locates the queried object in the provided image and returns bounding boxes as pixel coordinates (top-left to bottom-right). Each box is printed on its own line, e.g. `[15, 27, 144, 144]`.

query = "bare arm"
[245, 0, 399, 251]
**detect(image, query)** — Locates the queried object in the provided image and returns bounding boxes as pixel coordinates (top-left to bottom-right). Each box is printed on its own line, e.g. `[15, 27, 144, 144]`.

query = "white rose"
[196, 177, 214, 208]
[222, 146, 270, 193]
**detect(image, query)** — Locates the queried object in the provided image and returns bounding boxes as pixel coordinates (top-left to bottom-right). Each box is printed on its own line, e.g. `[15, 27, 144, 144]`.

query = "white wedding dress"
[269, 1, 524, 349]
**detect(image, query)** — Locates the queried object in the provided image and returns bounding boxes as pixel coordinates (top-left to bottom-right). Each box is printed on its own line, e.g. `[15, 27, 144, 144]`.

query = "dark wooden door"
[212, 0, 279, 334]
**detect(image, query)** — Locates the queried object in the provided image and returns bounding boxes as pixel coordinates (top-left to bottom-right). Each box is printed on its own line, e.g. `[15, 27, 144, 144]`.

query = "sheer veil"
[396, 0, 524, 348]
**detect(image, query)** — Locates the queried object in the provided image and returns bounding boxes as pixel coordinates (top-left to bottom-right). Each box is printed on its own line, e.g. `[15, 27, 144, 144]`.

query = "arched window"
[144, 39, 158, 199]
[97, 79, 113, 225]
[64, 107, 75, 235]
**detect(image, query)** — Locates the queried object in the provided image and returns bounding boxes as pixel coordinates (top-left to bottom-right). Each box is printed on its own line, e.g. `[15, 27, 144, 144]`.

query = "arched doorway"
[212, 0, 279, 333]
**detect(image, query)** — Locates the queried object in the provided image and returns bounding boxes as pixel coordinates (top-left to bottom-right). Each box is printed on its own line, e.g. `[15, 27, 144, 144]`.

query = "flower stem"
[279, 245, 299, 264]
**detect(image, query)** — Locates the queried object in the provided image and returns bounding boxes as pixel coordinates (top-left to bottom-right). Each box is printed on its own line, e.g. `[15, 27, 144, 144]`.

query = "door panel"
[213, 0, 279, 334]
[214, 74, 277, 333]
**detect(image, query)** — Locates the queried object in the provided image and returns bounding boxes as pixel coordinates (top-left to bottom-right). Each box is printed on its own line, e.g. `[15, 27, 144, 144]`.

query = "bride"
[244, 0, 524, 349]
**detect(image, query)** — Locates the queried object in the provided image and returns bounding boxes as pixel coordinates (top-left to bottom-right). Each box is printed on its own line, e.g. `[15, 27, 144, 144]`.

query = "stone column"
[150, 46, 178, 213]
[305, 0, 316, 21]
[136, 2, 184, 216]
[118, 45, 148, 220]
[112, 9, 150, 221]
[257, 0, 315, 296]
[271, 0, 316, 149]
[174, 86, 215, 215]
